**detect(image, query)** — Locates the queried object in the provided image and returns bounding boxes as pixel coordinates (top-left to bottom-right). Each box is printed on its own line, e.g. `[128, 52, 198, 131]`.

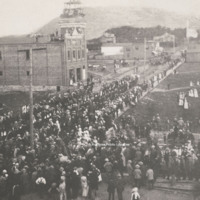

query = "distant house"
[153, 33, 175, 43]
[100, 33, 116, 44]
[186, 42, 200, 63]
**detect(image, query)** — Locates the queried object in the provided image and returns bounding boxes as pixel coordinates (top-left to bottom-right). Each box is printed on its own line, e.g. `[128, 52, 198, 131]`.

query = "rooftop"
[101, 42, 145, 47]
[102, 33, 116, 38]
[0, 35, 64, 45]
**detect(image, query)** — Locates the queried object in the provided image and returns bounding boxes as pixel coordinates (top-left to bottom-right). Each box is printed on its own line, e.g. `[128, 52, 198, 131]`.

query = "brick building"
[0, 0, 87, 88]
[101, 42, 156, 60]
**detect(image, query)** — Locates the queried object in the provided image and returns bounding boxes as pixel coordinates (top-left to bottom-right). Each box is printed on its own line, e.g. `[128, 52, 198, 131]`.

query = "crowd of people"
[162, 118, 200, 181]
[0, 74, 151, 200]
[149, 116, 200, 183]
[0, 54, 197, 200]
[149, 57, 182, 89]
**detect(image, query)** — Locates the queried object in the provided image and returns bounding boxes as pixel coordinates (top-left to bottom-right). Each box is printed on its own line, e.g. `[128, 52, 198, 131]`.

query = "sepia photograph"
[0, 0, 200, 199]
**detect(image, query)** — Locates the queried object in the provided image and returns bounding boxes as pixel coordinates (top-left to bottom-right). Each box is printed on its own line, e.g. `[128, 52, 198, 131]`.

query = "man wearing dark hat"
[146, 167, 154, 190]
[71, 167, 81, 200]
[107, 174, 116, 200]
[104, 159, 113, 174]
[133, 165, 141, 188]
[87, 165, 99, 200]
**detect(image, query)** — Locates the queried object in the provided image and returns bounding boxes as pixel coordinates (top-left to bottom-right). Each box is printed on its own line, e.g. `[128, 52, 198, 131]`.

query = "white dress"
[179, 93, 184, 106]
[70, 79, 73, 86]
[194, 89, 199, 98]
[81, 176, 89, 197]
[184, 98, 189, 109]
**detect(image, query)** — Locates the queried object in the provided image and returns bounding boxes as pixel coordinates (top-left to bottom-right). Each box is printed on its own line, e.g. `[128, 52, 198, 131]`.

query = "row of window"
[67, 39, 84, 46]
[0, 67, 86, 77]
[0, 65, 87, 77]
[0, 50, 30, 61]
[68, 49, 85, 61]
[0, 48, 86, 62]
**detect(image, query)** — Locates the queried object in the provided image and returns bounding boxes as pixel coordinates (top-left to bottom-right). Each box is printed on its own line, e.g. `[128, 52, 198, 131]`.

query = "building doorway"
[69, 69, 75, 85]
[82, 65, 86, 80]
[77, 68, 81, 81]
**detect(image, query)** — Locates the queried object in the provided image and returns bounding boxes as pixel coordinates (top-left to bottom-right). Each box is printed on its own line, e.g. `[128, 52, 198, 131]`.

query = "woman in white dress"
[81, 176, 89, 199]
[194, 88, 199, 98]
[184, 98, 189, 110]
[59, 176, 67, 200]
[178, 92, 184, 106]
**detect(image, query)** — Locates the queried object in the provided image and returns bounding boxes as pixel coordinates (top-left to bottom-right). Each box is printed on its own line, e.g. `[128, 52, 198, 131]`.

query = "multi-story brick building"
[0, 0, 87, 88]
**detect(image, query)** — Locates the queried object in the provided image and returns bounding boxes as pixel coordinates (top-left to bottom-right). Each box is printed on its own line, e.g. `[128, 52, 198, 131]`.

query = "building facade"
[153, 33, 175, 43]
[101, 42, 155, 60]
[0, 0, 87, 87]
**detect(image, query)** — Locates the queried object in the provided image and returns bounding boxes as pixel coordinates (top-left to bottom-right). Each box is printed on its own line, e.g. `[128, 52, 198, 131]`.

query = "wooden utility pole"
[29, 48, 34, 149]
[144, 37, 147, 65]
[173, 36, 176, 53]
[18, 47, 46, 149]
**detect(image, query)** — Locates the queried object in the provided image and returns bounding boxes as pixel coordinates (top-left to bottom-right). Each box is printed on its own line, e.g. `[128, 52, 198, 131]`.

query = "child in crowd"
[131, 187, 140, 200]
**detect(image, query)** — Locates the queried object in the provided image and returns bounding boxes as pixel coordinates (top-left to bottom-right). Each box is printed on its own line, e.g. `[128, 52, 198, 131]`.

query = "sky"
[0, 0, 199, 37]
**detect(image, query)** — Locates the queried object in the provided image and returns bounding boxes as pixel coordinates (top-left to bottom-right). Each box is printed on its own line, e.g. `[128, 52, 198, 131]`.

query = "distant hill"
[101, 26, 187, 43]
[0, 6, 199, 43]
[36, 7, 194, 40]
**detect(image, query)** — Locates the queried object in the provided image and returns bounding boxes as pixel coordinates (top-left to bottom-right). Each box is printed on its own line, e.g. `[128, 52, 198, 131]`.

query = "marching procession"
[1, 0, 200, 200]
[178, 81, 199, 110]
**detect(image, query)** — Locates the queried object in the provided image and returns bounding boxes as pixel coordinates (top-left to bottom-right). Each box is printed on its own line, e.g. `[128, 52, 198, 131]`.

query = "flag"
[187, 28, 198, 38]
[186, 19, 199, 38]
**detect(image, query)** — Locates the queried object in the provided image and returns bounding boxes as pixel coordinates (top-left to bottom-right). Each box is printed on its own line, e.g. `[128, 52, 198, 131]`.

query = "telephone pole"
[29, 48, 34, 149]
[173, 36, 176, 53]
[144, 37, 147, 65]
[18, 47, 46, 149]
